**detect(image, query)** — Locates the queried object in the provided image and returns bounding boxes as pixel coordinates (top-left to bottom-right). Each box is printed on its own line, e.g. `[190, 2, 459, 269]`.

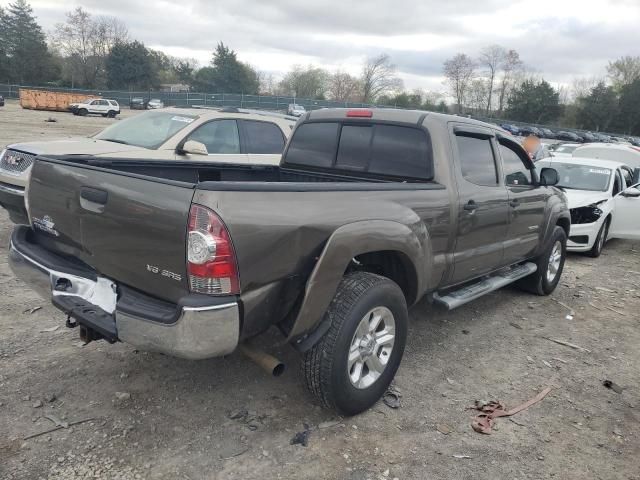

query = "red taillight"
[187, 204, 239, 295]
[346, 109, 373, 118]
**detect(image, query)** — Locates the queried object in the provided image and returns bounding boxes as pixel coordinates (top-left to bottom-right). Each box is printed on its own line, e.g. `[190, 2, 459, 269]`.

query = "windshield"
[294, 105, 305, 110]
[95, 111, 197, 149]
[550, 162, 612, 191]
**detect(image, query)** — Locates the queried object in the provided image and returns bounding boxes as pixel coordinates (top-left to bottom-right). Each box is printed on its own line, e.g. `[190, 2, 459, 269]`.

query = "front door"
[610, 183, 640, 240]
[180, 119, 250, 164]
[449, 127, 509, 284]
[498, 139, 549, 264]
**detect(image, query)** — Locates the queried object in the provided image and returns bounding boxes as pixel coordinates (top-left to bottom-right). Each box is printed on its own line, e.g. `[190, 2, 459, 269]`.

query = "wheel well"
[556, 217, 570, 237]
[347, 250, 418, 305]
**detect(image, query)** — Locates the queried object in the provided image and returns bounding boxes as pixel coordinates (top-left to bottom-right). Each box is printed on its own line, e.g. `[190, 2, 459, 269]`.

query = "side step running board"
[433, 262, 537, 310]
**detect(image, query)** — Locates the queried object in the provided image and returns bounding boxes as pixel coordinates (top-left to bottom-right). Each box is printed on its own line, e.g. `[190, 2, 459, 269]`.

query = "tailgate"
[27, 158, 194, 303]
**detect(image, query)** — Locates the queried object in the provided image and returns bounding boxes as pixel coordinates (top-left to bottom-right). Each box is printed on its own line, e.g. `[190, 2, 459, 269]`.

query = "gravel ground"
[1, 101, 639, 480]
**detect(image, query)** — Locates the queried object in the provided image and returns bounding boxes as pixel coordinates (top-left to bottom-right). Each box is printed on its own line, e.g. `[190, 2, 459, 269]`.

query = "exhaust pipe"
[240, 344, 285, 377]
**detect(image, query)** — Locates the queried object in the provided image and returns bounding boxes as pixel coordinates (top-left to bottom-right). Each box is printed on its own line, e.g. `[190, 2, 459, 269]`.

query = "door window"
[243, 120, 285, 154]
[621, 167, 633, 188]
[499, 143, 533, 186]
[456, 135, 498, 186]
[187, 120, 240, 154]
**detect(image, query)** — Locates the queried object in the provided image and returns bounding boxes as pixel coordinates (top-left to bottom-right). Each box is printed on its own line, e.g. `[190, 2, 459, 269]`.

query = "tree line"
[442, 46, 640, 135]
[0, 0, 445, 110]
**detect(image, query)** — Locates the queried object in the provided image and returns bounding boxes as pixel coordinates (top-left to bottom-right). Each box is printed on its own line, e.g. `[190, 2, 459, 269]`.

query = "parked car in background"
[580, 132, 598, 143]
[148, 98, 165, 109]
[287, 104, 306, 117]
[556, 131, 583, 142]
[550, 143, 581, 157]
[537, 157, 640, 257]
[8, 108, 570, 415]
[609, 136, 632, 145]
[539, 128, 556, 139]
[500, 123, 520, 135]
[593, 133, 611, 143]
[0, 95, 4, 107]
[629, 137, 640, 147]
[0, 108, 294, 224]
[573, 143, 640, 168]
[130, 97, 148, 110]
[69, 99, 120, 117]
[519, 125, 541, 137]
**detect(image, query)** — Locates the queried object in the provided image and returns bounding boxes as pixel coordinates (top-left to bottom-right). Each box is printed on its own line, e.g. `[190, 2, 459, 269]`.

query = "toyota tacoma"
[8, 108, 570, 415]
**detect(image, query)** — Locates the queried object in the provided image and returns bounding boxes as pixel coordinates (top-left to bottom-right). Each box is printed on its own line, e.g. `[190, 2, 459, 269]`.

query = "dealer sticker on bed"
[171, 116, 194, 123]
[589, 168, 610, 175]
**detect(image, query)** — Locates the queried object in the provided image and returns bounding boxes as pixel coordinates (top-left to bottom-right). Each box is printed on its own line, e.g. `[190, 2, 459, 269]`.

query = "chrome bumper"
[8, 240, 240, 360]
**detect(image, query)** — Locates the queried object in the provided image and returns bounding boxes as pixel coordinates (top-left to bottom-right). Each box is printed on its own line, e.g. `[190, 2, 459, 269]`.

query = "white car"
[287, 104, 306, 117]
[550, 143, 581, 157]
[147, 98, 165, 109]
[537, 157, 640, 257]
[69, 99, 120, 117]
[573, 143, 640, 168]
[0, 108, 294, 223]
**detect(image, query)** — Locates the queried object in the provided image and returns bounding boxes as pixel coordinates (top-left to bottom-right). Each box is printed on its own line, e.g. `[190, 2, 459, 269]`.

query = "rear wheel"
[587, 218, 609, 258]
[107, 110, 116, 118]
[517, 226, 567, 295]
[302, 272, 408, 415]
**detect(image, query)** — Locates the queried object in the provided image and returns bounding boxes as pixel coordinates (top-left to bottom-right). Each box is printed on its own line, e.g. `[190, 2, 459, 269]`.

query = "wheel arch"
[287, 220, 430, 344]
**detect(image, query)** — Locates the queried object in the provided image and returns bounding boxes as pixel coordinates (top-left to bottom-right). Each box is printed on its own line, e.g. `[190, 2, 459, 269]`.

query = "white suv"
[69, 99, 121, 118]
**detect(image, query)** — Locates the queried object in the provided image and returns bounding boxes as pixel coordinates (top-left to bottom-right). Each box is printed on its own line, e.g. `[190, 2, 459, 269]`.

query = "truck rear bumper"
[8, 227, 239, 360]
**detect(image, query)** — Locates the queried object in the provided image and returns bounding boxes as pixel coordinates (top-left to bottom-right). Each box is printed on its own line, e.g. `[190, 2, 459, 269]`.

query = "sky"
[5, 0, 640, 93]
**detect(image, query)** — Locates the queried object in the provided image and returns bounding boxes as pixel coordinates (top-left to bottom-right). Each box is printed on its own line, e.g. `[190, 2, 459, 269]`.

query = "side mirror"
[539, 167, 559, 186]
[180, 140, 208, 156]
[621, 186, 640, 198]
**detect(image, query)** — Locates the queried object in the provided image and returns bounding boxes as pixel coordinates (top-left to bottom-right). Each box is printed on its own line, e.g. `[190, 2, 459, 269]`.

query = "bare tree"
[496, 49, 523, 115]
[279, 65, 329, 99]
[606, 55, 640, 91]
[443, 53, 476, 113]
[570, 76, 602, 102]
[258, 71, 277, 95]
[360, 54, 403, 103]
[328, 70, 361, 102]
[51, 7, 128, 88]
[467, 79, 490, 114]
[478, 45, 506, 115]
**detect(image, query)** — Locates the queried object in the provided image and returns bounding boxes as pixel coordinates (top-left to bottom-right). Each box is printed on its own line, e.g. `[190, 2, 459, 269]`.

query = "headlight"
[570, 205, 603, 224]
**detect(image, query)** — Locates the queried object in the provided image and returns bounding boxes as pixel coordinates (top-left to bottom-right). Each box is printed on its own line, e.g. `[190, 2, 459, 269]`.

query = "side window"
[285, 122, 339, 168]
[187, 120, 240, 154]
[612, 170, 623, 196]
[243, 120, 285, 154]
[499, 143, 533, 186]
[621, 167, 633, 188]
[456, 135, 498, 186]
[89, 100, 99, 106]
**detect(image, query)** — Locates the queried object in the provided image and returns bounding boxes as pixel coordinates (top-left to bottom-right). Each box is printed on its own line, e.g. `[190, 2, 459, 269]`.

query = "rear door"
[240, 119, 287, 165]
[610, 183, 640, 240]
[28, 158, 194, 303]
[449, 125, 509, 284]
[498, 137, 549, 264]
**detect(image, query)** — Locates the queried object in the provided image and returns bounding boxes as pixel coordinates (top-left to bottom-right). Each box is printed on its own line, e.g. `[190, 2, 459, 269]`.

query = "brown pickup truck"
[9, 108, 570, 415]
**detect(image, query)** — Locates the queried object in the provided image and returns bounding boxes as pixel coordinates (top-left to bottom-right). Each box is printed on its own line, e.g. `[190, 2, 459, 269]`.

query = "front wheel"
[78, 108, 88, 116]
[587, 218, 609, 258]
[302, 272, 408, 416]
[517, 226, 567, 295]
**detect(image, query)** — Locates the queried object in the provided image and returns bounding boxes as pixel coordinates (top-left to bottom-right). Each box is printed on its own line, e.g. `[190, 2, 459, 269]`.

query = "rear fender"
[287, 219, 430, 343]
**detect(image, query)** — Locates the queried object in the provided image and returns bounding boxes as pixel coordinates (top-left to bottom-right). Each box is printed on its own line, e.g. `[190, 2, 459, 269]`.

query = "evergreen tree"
[106, 41, 155, 89]
[1, 0, 56, 84]
[505, 79, 560, 124]
[576, 82, 618, 131]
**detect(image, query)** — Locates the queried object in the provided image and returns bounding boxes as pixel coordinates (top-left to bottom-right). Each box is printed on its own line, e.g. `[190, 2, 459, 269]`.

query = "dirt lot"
[1, 102, 639, 480]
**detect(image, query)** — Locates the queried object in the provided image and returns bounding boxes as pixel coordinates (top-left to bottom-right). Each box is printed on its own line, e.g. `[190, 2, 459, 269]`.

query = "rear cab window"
[283, 121, 432, 181]
[241, 120, 286, 154]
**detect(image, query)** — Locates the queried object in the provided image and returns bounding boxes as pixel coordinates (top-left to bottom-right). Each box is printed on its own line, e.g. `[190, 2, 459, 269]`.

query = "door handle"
[510, 199, 520, 208]
[464, 200, 478, 212]
[80, 187, 108, 205]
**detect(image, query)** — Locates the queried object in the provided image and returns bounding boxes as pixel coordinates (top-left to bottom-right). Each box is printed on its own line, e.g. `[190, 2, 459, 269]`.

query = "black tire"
[101, 113, 107, 117]
[517, 226, 567, 296]
[302, 272, 408, 416]
[107, 110, 116, 118]
[587, 218, 609, 258]
[78, 108, 88, 116]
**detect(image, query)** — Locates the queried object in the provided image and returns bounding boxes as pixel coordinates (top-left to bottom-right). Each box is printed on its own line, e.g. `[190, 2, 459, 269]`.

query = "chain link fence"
[0, 83, 374, 112]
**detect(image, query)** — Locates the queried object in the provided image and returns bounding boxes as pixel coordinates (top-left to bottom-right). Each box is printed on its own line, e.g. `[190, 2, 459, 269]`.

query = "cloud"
[13, 0, 640, 90]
